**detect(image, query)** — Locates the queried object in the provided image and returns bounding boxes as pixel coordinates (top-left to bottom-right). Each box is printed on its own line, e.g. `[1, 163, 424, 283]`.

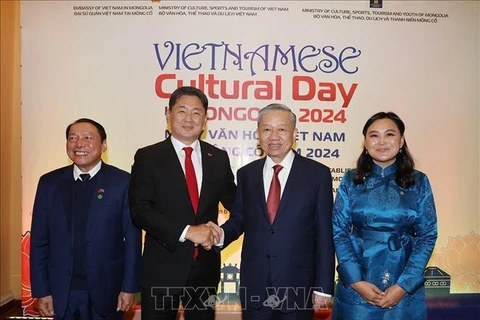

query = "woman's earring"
[399, 148, 403, 153]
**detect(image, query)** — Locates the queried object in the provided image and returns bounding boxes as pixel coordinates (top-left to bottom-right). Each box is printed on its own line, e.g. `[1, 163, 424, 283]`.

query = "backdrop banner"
[20, 0, 479, 318]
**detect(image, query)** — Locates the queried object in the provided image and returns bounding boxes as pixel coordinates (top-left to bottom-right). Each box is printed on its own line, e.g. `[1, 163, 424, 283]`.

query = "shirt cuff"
[215, 228, 225, 247]
[179, 225, 190, 242]
[313, 291, 331, 297]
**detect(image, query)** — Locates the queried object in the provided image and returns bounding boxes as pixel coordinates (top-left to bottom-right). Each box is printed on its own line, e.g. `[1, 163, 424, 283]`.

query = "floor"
[0, 300, 22, 319]
[0, 301, 331, 320]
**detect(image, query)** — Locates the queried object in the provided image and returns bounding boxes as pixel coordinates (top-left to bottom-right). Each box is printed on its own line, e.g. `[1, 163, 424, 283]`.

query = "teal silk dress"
[332, 163, 437, 320]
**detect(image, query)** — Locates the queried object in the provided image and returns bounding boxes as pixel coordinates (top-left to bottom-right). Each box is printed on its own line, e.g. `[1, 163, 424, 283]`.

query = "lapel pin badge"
[97, 188, 105, 199]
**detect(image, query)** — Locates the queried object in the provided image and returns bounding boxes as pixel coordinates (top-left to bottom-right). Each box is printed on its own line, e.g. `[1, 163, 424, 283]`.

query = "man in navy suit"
[217, 103, 335, 319]
[30, 118, 142, 320]
[129, 86, 236, 320]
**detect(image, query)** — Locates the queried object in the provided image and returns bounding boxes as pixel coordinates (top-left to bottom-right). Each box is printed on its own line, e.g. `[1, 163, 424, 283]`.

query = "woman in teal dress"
[332, 112, 438, 320]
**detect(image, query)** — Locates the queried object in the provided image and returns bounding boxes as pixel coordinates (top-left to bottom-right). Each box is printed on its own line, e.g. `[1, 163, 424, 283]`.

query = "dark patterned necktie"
[79, 173, 90, 182]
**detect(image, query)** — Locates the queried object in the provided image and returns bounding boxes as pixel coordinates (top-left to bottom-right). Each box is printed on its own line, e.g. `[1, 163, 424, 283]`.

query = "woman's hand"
[377, 284, 406, 309]
[351, 281, 385, 305]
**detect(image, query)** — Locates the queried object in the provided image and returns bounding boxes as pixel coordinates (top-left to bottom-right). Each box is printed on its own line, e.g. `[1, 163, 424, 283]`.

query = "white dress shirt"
[263, 150, 295, 199]
[170, 136, 203, 242]
[170, 136, 203, 193]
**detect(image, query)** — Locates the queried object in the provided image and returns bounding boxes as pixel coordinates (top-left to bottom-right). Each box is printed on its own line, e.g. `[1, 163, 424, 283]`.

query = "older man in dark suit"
[30, 118, 141, 320]
[129, 86, 236, 320]
[217, 103, 335, 320]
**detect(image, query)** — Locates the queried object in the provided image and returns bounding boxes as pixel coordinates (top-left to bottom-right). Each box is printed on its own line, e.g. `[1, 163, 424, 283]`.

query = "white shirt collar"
[170, 135, 201, 157]
[264, 149, 295, 171]
[73, 160, 102, 181]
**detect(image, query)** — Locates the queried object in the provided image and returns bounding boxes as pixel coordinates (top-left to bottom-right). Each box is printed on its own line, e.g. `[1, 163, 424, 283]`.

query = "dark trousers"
[242, 307, 313, 320]
[57, 290, 123, 320]
[241, 268, 314, 320]
[141, 260, 217, 320]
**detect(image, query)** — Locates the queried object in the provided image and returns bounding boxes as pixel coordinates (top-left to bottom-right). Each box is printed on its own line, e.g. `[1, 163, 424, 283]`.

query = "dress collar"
[372, 161, 397, 177]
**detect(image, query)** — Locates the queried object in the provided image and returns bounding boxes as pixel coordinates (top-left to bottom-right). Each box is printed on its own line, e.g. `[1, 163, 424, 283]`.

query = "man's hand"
[206, 221, 223, 247]
[351, 281, 385, 306]
[37, 295, 55, 317]
[117, 292, 135, 312]
[377, 284, 406, 309]
[185, 223, 220, 250]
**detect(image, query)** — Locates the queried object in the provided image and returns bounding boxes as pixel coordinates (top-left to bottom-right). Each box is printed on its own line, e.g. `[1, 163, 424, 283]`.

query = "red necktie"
[266, 165, 283, 224]
[183, 147, 199, 259]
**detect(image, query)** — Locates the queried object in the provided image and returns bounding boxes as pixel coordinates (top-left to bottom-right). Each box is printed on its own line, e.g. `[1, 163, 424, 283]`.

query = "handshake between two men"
[184, 221, 223, 251]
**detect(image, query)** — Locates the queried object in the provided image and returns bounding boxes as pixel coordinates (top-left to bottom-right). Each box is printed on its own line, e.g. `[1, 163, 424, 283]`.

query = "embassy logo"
[370, 0, 383, 9]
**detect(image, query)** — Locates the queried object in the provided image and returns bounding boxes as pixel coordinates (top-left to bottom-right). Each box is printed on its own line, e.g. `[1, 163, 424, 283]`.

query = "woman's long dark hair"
[353, 112, 415, 188]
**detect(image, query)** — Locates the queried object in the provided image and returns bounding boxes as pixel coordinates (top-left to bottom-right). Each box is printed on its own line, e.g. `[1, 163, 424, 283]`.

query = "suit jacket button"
[266, 255, 270, 259]
[269, 229, 275, 234]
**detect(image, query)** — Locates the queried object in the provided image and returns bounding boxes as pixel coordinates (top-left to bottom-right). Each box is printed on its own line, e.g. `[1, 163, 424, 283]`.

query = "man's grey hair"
[257, 103, 297, 128]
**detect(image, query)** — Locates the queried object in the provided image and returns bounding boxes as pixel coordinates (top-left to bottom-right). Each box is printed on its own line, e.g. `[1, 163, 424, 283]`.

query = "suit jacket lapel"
[60, 165, 75, 249]
[166, 138, 196, 215]
[272, 153, 302, 223]
[84, 163, 105, 238]
[197, 141, 214, 216]
[253, 158, 271, 224]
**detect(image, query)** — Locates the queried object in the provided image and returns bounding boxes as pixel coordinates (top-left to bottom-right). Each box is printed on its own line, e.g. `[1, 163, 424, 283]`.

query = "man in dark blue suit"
[30, 118, 142, 320]
[217, 104, 335, 319]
